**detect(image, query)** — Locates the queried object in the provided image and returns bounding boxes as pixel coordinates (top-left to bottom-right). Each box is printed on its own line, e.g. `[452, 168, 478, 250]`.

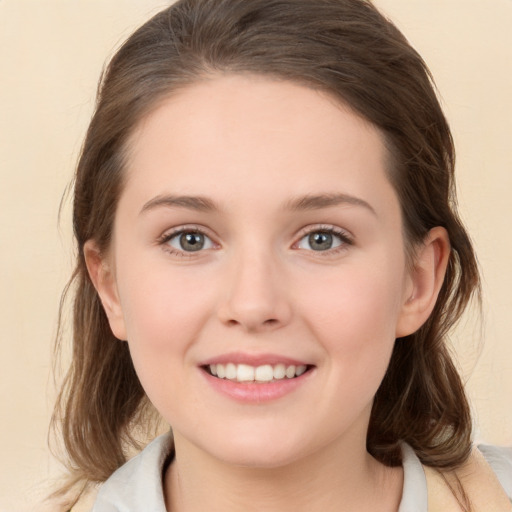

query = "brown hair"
[52, 0, 480, 498]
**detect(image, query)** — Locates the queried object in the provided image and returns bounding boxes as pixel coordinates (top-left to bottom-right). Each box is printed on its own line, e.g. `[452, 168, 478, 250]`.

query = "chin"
[193, 427, 308, 469]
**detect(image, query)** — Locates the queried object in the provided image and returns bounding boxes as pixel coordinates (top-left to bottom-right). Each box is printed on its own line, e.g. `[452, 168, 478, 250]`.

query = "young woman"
[52, 0, 512, 510]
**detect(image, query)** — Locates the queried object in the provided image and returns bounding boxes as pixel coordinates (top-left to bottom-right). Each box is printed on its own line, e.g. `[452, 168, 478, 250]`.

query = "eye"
[165, 230, 215, 253]
[296, 228, 351, 252]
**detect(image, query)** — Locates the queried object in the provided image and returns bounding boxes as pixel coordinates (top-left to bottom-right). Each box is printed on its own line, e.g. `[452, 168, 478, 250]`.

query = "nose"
[217, 247, 292, 333]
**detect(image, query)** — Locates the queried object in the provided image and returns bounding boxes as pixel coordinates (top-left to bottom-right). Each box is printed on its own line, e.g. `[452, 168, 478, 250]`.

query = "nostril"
[224, 317, 280, 330]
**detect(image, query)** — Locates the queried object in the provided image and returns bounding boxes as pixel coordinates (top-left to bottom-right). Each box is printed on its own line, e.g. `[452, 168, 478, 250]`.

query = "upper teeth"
[209, 363, 307, 382]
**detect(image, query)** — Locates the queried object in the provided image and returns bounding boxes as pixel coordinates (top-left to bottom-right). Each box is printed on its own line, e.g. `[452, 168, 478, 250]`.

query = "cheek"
[300, 257, 405, 378]
[115, 263, 216, 378]
[115, 269, 216, 423]
[305, 261, 404, 337]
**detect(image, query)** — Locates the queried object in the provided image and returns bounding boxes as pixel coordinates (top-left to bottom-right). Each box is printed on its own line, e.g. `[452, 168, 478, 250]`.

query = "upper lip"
[199, 352, 311, 367]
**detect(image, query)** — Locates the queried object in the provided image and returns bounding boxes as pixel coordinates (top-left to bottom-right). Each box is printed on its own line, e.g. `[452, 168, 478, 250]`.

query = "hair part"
[52, 0, 480, 499]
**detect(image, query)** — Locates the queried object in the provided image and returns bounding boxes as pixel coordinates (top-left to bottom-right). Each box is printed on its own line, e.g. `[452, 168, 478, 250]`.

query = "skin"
[86, 74, 450, 512]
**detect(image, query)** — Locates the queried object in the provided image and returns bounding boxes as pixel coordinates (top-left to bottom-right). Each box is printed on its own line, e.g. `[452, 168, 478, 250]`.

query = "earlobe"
[83, 240, 127, 341]
[395, 227, 450, 338]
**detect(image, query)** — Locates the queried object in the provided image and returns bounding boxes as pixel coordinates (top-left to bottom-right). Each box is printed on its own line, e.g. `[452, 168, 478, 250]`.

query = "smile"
[207, 363, 309, 383]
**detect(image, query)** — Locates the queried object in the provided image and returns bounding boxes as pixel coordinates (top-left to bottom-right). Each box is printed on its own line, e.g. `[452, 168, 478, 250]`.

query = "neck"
[164, 431, 403, 512]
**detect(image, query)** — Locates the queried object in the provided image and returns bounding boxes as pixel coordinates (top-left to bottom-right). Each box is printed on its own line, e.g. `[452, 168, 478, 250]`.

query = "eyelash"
[157, 224, 354, 257]
[157, 225, 215, 258]
[294, 225, 354, 256]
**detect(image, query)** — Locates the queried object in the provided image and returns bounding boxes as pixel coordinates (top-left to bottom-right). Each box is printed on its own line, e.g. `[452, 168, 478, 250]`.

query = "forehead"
[122, 74, 395, 216]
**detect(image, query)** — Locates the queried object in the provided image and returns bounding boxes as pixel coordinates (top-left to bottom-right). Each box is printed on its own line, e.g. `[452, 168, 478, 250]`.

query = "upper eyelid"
[295, 224, 354, 241]
[158, 224, 216, 242]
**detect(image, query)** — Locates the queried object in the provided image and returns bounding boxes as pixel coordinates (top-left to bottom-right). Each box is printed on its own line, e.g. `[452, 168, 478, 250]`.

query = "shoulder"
[478, 444, 512, 497]
[400, 443, 512, 512]
[424, 445, 512, 512]
[91, 433, 173, 512]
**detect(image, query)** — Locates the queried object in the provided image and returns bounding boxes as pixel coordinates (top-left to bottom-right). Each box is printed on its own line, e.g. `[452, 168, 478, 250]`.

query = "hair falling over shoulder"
[51, 0, 480, 503]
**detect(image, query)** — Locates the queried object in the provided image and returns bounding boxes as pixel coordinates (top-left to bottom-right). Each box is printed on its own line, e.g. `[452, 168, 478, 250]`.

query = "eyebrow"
[140, 192, 376, 216]
[140, 194, 219, 214]
[285, 193, 376, 215]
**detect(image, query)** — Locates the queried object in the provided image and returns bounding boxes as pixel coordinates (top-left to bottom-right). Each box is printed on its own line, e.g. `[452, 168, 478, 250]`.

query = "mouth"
[203, 363, 313, 383]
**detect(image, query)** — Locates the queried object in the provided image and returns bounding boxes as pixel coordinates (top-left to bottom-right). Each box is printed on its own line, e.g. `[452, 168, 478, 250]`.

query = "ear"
[395, 227, 450, 338]
[83, 240, 127, 341]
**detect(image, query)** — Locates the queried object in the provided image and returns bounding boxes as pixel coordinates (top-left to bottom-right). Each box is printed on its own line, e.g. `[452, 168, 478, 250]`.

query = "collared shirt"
[92, 434, 512, 512]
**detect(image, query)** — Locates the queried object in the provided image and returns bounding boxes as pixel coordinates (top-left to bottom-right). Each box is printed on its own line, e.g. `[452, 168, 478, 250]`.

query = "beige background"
[0, 1, 511, 510]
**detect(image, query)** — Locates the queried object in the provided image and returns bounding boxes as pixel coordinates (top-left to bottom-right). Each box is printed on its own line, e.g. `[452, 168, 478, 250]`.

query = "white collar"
[92, 433, 511, 512]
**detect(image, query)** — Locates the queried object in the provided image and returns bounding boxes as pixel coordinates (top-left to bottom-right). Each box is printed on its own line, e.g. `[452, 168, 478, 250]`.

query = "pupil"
[309, 232, 332, 251]
[180, 232, 204, 251]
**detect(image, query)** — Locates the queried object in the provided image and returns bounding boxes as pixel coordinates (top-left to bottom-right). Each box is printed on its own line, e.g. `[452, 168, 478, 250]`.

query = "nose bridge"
[218, 238, 291, 331]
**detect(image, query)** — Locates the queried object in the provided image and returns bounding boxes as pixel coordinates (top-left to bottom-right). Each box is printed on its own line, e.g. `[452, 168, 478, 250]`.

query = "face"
[93, 75, 421, 468]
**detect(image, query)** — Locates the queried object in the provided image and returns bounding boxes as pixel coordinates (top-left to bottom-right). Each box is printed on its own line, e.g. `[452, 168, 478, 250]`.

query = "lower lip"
[201, 369, 312, 403]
